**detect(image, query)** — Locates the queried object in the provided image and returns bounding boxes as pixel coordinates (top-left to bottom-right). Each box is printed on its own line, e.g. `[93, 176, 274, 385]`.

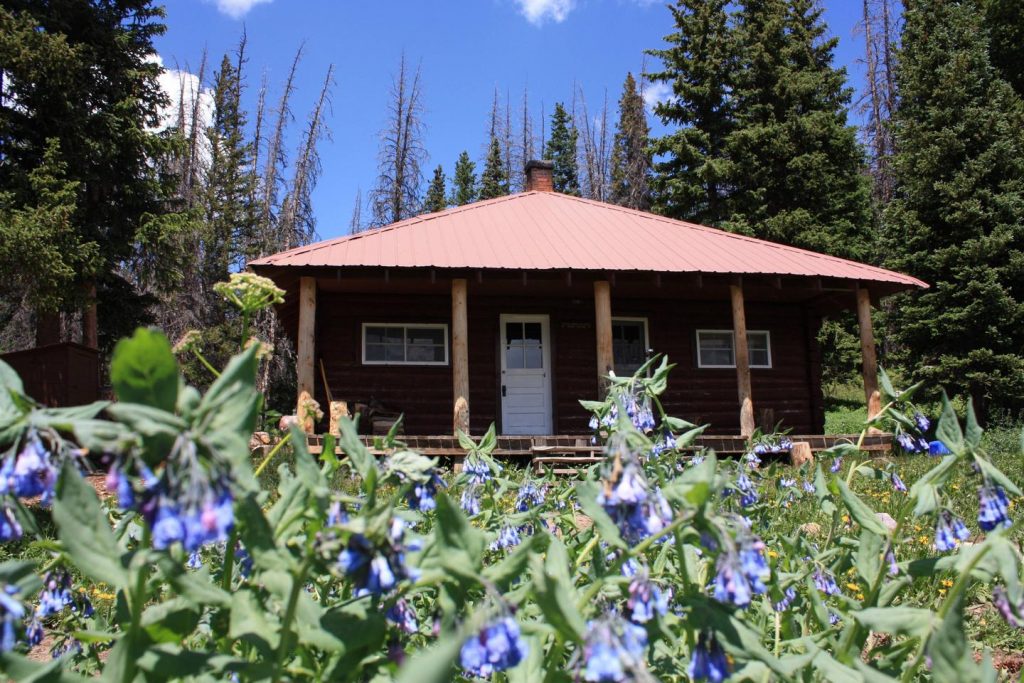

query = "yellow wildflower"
[846, 582, 860, 591]
[941, 579, 954, 588]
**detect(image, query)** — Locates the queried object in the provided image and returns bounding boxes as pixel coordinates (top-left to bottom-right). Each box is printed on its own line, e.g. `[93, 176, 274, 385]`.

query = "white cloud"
[145, 54, 215, 169]
[514, 0, 575, 25]
[642, 81, 672, 114]
[207, 0, 273, 19]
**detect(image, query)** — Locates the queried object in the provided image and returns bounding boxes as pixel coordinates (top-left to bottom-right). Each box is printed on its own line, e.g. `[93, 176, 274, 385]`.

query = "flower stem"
[255, 432, 293, 478]
[272, 555, 311, 683]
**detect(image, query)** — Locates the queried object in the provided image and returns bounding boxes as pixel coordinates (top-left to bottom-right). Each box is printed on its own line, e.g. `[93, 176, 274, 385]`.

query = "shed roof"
[250, 191, 925, 289]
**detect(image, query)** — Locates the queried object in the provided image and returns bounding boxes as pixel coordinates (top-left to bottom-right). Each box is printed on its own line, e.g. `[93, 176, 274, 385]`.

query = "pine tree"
[647, 0, 735, 224]
[423, 165, 447, 213]
[609, 72, 652, 210]
[450, 151, 477, 206]
[545, 103, 579, 195]
[883, 0, 1024, 418]
[982, 0, 1023, 96]
[723, 0, 871, 259]
[479, 135, 509, 200]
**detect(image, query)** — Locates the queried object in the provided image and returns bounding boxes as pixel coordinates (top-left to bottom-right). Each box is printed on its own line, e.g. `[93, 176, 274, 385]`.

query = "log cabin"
[249, 161, 925, 451]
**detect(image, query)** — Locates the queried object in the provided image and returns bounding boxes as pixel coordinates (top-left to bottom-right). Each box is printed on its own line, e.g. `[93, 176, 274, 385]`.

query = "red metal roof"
[250, 191, 926, 288]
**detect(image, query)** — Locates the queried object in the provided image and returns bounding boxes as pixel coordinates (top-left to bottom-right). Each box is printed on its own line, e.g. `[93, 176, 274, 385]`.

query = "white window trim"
[695, 329, 772, 369]
[361, 323, 449, 366]
[611, 316, 650, 373]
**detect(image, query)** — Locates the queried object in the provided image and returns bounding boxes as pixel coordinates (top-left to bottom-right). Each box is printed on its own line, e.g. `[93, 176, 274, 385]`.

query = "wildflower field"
[0, 279, 1022, 682]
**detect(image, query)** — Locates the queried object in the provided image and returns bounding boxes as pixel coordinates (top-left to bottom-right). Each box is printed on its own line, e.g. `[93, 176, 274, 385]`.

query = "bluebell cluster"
[735, 474, 759, 507]
[928, 440, 952, 456]
[934, 510, 971, 552]
[712, 536, 769, 608]
[0, 433, 65, 541]
[830, 457, 843, 473]
[0, 585, 25, 652]
[752, 437, 793, 456]
[35, 570, 92, 620]
[813, 568, 840, 596]
[338, 518, 418, 596]
[896, 432, 929, 453]
[688, 630, 729, 683]
[597, 459, 673, 544]
[743, 451, 761, 470]
[978, 484, 1012, 531]
[490, 526, 522, 551]
[460, 456, 495, 515]
[773, 586, 797, 611]
[0, 506, 21, 543]
[386, 598, 418, 633]
[459, 616, 528, 678]
[650, 429, 677, 458]
[515, 482, 545, 512]
[460, 489, 481, 516]
[913, 413, 931, 434]
[626, 571, 670, 623]
[890, 472, 907, 493]
[408, 472, 445, 512]
[581, 614, 648, 682]
[801, 480, 815, 494]
[624, 395, 656, 433]
[327, 501, 348, 526]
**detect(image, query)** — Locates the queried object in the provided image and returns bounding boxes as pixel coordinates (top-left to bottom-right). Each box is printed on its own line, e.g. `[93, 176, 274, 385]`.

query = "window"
[362, 324, 448, 365]
[696, 330, 771, 369]
[612, 318, 649, 376]
[504, 321, 544, 369]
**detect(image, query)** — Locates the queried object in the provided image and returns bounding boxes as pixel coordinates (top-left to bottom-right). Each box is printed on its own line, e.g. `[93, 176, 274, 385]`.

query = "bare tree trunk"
[262, 45, 303, 249]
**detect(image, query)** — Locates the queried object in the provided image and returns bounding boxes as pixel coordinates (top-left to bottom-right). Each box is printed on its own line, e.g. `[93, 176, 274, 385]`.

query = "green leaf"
[854, 530, 883, 584]
[110, 327, 179, 412]
[936, 394, 964, 454]
[908, 456, 958, 517]
[531, 537, 585, 641]
[483, 531, 549, 591]
[141, 598, 200, 643]
[52, 460, 128, 587]
[835, 478, 888, 537]
[926, 591, 992, 683]
[974, 456, 1023, 497]
[575, 481, 625, 549]
[433, 492, 484, 568]
[196, 344, 260, 442]
[854, 607, 935, 640]
[878, 367, 896, 399]
[338, 416, 378, 490]
[662, 452, 716, 509]
[964, 398, 983, 449]
[0, 652, 90, 682]
[395, 629, 463, 683]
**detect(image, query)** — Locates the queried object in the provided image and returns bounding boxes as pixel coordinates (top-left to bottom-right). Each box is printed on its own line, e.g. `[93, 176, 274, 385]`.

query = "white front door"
[500, 314, 552, 435]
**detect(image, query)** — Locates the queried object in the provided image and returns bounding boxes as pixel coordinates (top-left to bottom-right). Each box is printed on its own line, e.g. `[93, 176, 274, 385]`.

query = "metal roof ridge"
[544, 193, 928, 287]
[250, 192, 538, 265]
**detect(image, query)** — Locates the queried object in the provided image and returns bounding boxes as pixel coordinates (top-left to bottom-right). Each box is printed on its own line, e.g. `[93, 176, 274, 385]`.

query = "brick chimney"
[525, 160, 554, 192]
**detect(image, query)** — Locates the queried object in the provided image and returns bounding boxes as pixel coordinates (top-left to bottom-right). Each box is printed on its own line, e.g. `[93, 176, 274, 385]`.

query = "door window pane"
[613, 320, 647, 376]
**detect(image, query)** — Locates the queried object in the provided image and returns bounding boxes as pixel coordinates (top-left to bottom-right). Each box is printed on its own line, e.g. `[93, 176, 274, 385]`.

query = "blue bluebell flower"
[890, 472, 907, 492]
[914, 413, 931, 433]
[928, 440, 952, 456]
[993, 586, 1024, 629]
[151, 488, 234, 552]
[739, 537, 770, 594]
[36, 572, 73, 618]
[896, 432, 927, 453]
[338, 518, 417, 596]
[736, 474, 759, 507]
[813, 568, 840, 596]
[0, 505, 22, 542]
[779, 477, 796, 488]
[187, 552, 203, 569]
[460, 489, 481, 515]
[459, 616, 528, 678]
[830, 457, 842, 473]
[26, 618, 43, 647]
[464, 456, 495, 486]
[386, 598, 418, 633]
[934, 510, 970, 552]
[712, 553, 752, 607]
[9, 434, 58, 504]
[886, 550, 899, 576]
[581, 615, 648, 682]
[773, 586, 797, 611]
[978, 484, 1012, 531]
[0, 585, 25, 652]
[408, 473, 445, 512]
[829, 610, 841, 625]
[515, 482, 545, 511]
[490, 526, 522, 551]
[802, 480, 815, 494]
[327, 501, 347, 526]
[589, 414, 600, 431]
[688, 631, 729, 682]
[626, 571, 670, 623]
[626, 395, 656, 433]
[620, 557, 640, 578]
[743, 451, 761, 470]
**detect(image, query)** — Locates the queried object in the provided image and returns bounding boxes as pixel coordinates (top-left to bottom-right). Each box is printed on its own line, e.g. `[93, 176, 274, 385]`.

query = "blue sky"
[155, 0, 867, 240]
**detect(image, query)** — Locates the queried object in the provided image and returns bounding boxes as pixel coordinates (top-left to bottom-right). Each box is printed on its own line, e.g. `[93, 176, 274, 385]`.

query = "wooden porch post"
[452, 278, 470, 435]
[730, 283, 755, 438]
[856, 287, 882, 423]
[296, 276, 317, 433]
[594, 280, 613, 393]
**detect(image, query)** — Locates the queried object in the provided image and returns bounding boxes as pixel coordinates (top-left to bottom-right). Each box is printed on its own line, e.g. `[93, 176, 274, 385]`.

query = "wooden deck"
[302, 433, 892, 461]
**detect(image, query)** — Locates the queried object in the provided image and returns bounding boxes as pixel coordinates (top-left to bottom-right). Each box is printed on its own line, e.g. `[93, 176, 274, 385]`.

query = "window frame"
[695, 329, 772, 369]
[611, 316, 650, 376]
[361, 323, 449, 366]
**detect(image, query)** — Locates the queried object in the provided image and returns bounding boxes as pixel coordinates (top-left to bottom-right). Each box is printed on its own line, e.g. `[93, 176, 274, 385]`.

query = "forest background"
[0, 0, 1021, 425]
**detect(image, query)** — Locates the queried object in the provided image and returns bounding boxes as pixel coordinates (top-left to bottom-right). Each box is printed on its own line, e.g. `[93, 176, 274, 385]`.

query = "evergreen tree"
[609, 72, 652, 210]
[721, 0, 871, 259]
[545, 103, 579, 195]
[450, 151, 477, 206]
[0, 0, 173, 347]
[479, 135, 509, 200]
[423, 165, 447, 213]
[982, 0, 1023, 96]
[647, 0, 735, 224]
[884, 0, 1024, 417]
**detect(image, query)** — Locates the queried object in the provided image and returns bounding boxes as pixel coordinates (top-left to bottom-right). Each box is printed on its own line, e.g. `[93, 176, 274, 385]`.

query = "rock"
[278, 415, 299, 430]
[800, 522, 822, 537]
[875, 512, 898, 532]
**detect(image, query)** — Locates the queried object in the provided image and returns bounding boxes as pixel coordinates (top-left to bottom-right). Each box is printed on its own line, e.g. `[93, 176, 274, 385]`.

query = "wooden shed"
[250, 161, 925, 441]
